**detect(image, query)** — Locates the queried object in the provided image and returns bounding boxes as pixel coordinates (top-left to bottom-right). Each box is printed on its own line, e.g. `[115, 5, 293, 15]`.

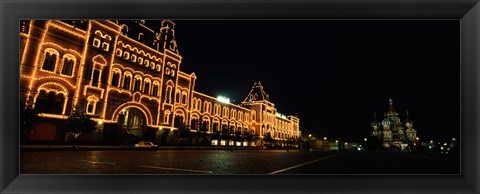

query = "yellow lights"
[48, 21, 87, 38]
[38, 113, 68, 119]
[20, 20, 301, 140]
[324, 137, 328, 140]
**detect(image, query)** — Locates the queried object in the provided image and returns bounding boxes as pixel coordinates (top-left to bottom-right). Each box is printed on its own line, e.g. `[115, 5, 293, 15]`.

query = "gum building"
[19, 20, 300, 146]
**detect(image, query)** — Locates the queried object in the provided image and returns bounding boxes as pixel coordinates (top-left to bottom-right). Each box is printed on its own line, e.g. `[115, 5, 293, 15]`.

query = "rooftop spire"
[243, 81, 270, 103]
[157, 20, 179, 54]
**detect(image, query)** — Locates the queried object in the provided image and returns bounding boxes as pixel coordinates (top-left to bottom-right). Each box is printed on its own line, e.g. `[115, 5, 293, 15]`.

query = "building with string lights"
[19, 20, 300, 146]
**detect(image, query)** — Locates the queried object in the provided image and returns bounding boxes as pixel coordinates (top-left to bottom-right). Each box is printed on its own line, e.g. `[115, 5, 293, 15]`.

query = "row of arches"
[41, 48, 77, 77]
[110, 67, 161, 97]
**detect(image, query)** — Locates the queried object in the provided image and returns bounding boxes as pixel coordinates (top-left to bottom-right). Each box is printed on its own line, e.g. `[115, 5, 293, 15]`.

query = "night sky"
[150, 20, 460, 142]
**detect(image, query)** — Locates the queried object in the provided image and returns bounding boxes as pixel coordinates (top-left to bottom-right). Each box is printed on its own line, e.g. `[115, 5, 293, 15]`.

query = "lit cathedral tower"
[371, 98, 417, 149]
[404, 111, 417, 141]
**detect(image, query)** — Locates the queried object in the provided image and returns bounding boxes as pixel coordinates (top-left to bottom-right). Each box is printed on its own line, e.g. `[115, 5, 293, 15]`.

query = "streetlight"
[323, 137, 327, 140]
[364, 138, 368, 142]
[308, 134, 312, 137]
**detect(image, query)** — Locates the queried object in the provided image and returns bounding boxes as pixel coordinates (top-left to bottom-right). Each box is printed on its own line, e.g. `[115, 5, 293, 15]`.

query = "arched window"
[143, 81, 150, 94]
[175, 92, 180, 103]
[163, 111, 170, 124]
[165, 86, 172, 103]
[144, 59, 149, 67]
[111, 71, 120, 87]
[152, 82, 159, 96]
[61, 56, 75, 76]
[35, 90, 64, 114]
[181, 92, 187, 105]
[133, 77, 141, 92]
[42, 51, 57, 72]
[86, 96, 98, 115]
[123, 74, 131, 90]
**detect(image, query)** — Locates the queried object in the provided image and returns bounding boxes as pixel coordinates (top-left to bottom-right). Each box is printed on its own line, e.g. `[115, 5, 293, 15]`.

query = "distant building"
[370, 98, 417, 149]
[19, 20, 300, 145]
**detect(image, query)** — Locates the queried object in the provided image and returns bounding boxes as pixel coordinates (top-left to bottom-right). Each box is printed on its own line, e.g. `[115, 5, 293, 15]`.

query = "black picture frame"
[1, 0, 478, 193]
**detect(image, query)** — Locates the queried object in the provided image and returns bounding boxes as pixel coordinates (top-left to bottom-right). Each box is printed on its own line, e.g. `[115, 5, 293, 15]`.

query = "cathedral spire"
[388, 98, 396, 113]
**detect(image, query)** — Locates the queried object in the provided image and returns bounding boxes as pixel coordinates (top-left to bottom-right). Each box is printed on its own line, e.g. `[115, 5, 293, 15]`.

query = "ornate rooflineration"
[243, 81, 270, 103]
[157, 20, 179, 55]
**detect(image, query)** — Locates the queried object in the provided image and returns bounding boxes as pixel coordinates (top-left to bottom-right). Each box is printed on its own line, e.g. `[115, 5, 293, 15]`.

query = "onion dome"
[381, 113, 391, 126]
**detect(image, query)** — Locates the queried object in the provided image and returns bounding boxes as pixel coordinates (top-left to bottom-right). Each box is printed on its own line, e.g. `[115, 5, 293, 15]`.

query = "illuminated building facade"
[370, 98, 417, 148]
[20, 20, 300, 145]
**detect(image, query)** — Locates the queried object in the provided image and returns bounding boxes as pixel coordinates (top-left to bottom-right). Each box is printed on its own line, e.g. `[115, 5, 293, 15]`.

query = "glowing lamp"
[217, 96, 230, 104]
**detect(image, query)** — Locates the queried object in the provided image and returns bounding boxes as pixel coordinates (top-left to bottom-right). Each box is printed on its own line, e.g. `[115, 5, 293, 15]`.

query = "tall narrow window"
[91, 69, 100, 87]
[111, 72, 120, 87]
[143, 82, 150, 94]
[152, 84, 159, 96]
[181, 92, 187, 105]
[42, 52, 57, 72]
[165, 86, 172, 103]
[133, 78, 141, 92]
[61, 58, 74, 76]
[123, 75, 131, 90]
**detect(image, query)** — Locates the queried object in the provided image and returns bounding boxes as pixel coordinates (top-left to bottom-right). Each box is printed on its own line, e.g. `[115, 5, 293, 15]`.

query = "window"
[111, 72, 120, 87]
[156, 64, 161, 72]
[138, 57, 143, 65]
[123, 51, 130, 60]
[35, 90, 64, 114]
[61, 58, 74, 76]
[181, 92, 187, 105]
[165, 86, 172, 103]
[116, 49, 122, 57]
[42, 52, 57, 72]
[143, 82, 150, 94]
[87, 104, 94, 113]
[91, 69, 100, 87]
[152, 83, 159, 96]
[93, 38, 101, 47]
[163, 111, 170, 124]
[86, 96, 98, 115]
[131, 54, 137, 62]
[175, 92, 180, 103]
[123, 75, 131, 90]
[133, 78, 141, 92]
[101, 42, 109, 51]
[144, 59, 149, 67]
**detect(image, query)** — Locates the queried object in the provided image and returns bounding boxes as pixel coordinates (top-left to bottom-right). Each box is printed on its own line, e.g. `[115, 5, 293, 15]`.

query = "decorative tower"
[371, 112, 381, 138]
[157, 20, 179, 54]
[404, 110, 417, 142]
[381, 113, 392, 142]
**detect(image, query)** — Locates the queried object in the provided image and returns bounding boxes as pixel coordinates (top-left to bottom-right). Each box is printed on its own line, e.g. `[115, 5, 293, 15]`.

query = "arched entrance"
[117, 107, 147, 139]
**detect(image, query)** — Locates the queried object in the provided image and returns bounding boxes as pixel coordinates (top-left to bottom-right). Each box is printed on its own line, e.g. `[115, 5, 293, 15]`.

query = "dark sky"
[154, 20, 459, 142]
